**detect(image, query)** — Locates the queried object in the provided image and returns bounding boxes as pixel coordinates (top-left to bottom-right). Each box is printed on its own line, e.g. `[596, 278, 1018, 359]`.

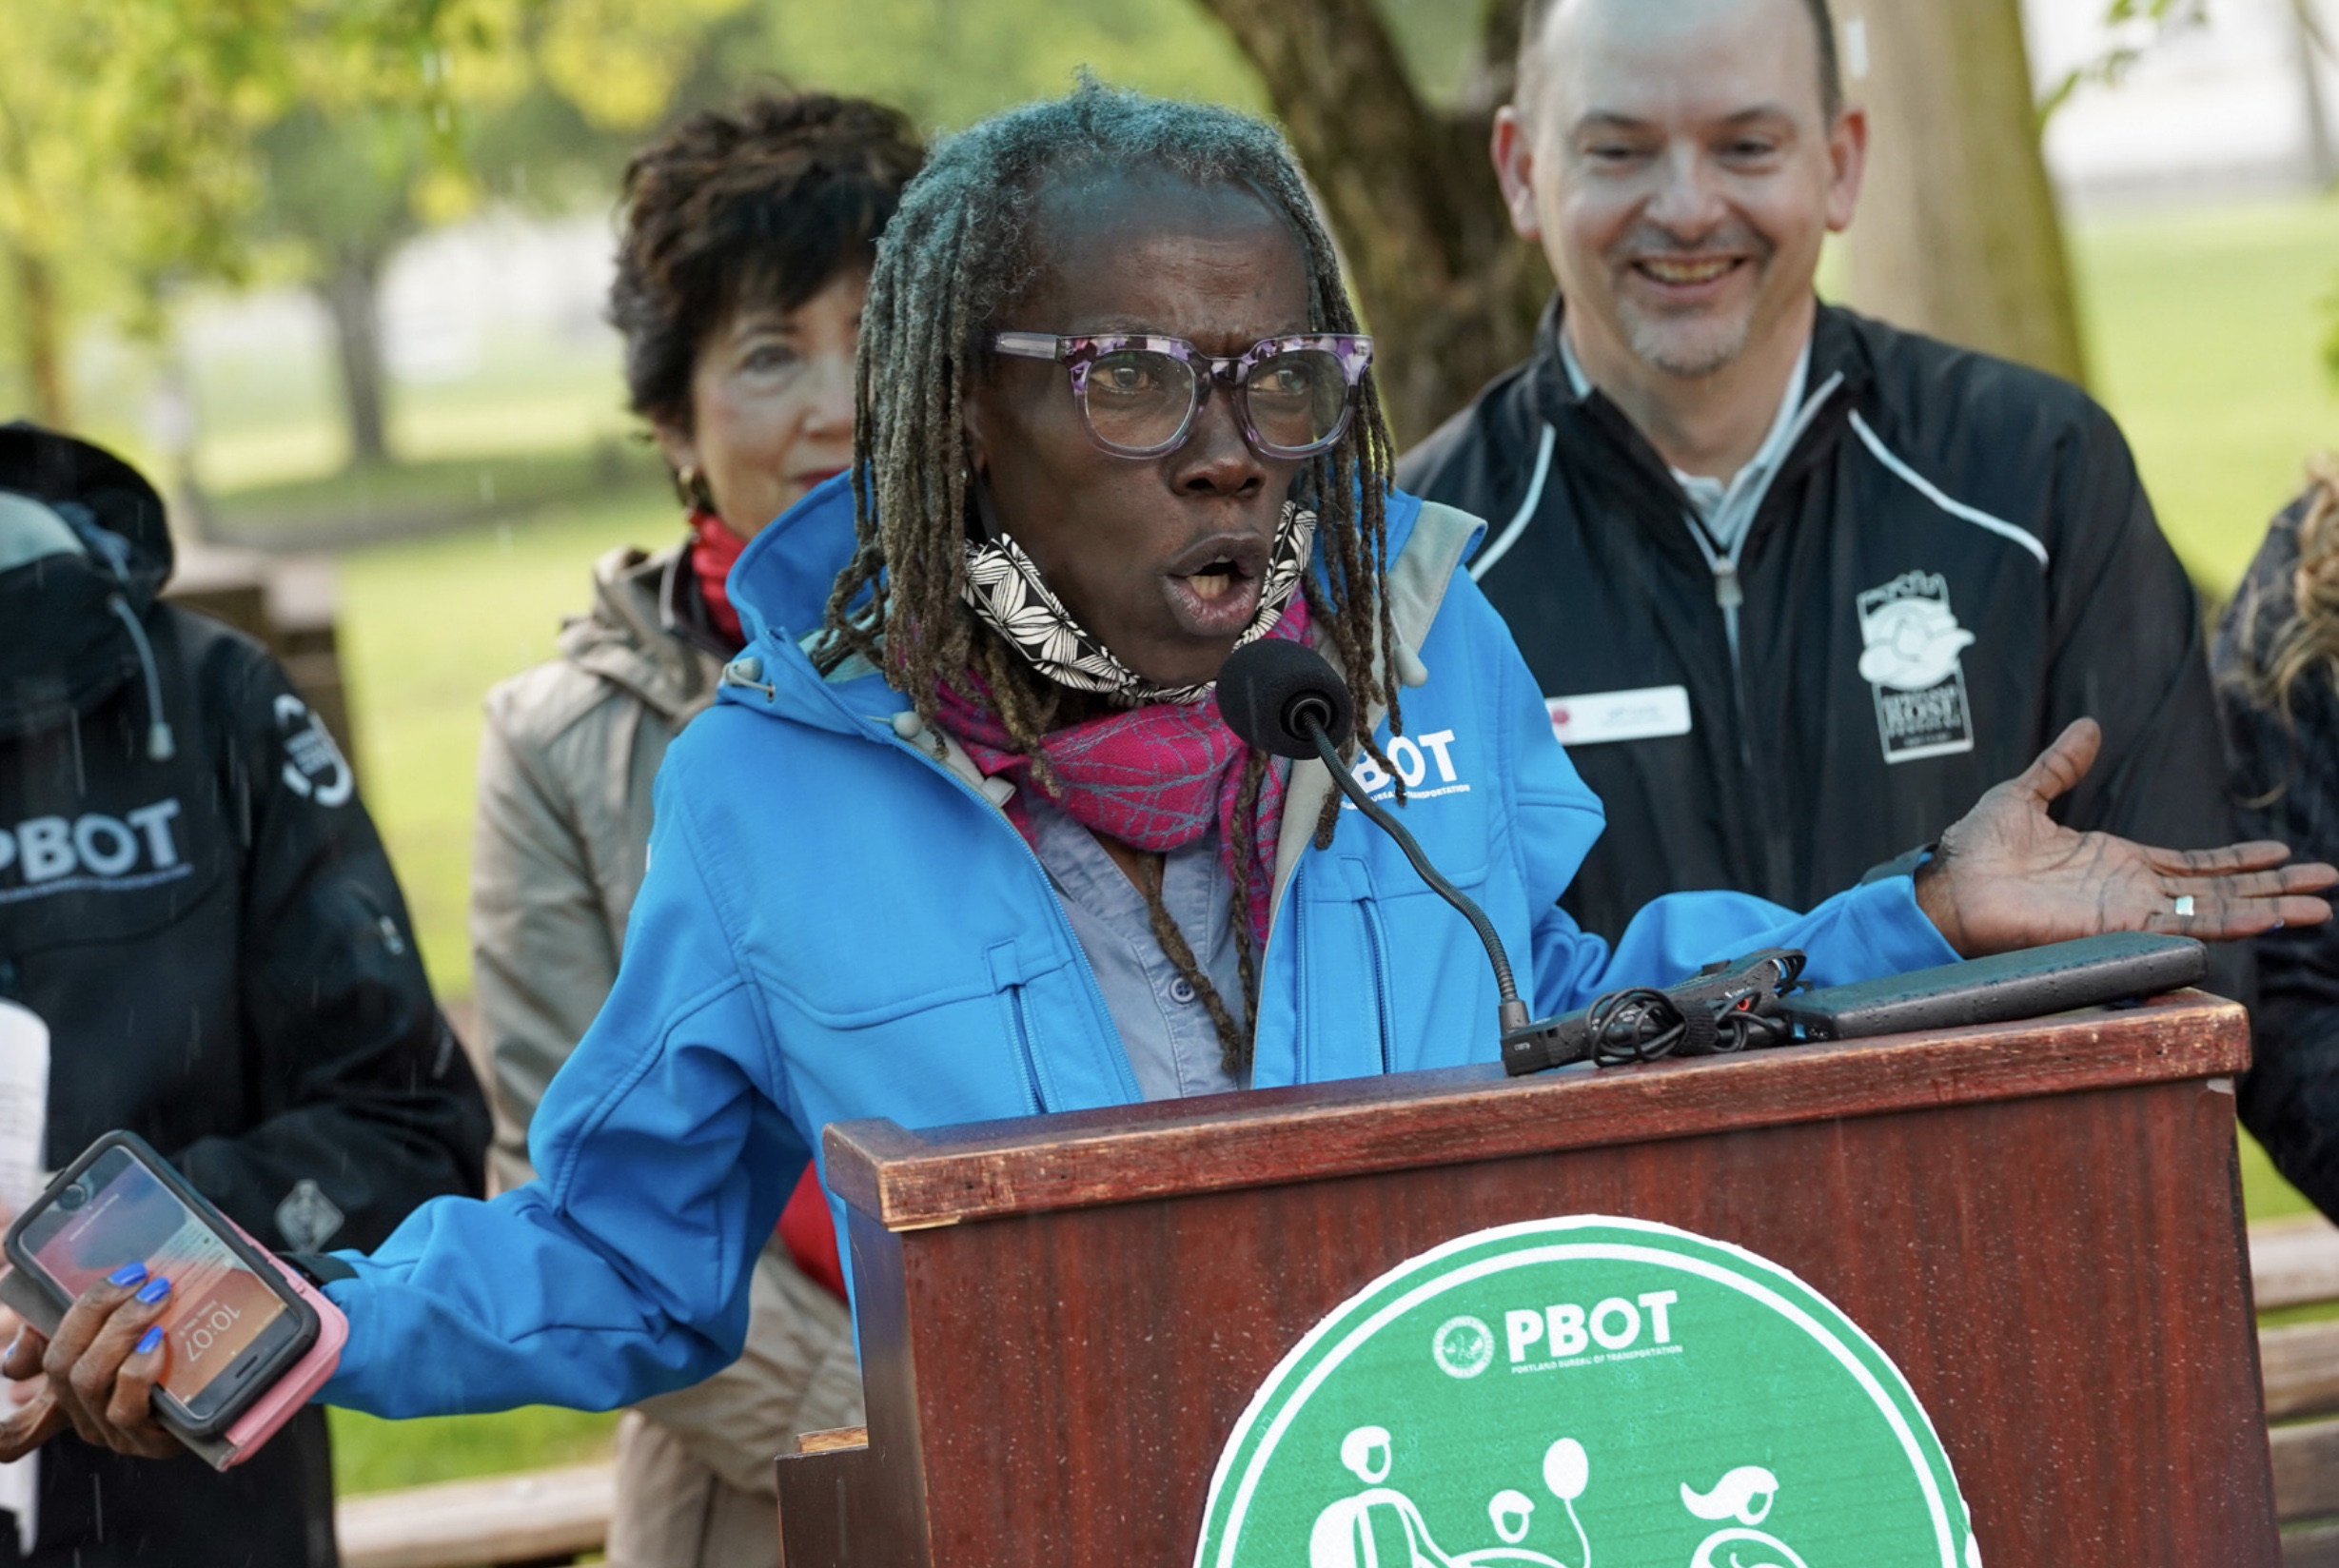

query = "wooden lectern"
[776, 991, 2274, 1565]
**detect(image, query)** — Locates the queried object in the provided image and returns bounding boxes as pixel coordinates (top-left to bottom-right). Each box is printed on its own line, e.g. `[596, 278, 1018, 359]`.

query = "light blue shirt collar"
[1022, 792, 1247, 1101]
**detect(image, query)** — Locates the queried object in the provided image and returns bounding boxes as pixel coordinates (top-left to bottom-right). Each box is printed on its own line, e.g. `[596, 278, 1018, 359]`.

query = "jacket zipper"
[1681, 372, 1848, 900]
[1691, 532, 1759, 783]
[1271, 866, 1307, 1082]
[1360, 895, 1394, 1074]
[1003, 982, 1046, 1115]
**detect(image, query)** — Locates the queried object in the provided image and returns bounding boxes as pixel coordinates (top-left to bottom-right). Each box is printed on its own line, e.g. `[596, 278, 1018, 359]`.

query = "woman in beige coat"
[467, 91, 921, 1568]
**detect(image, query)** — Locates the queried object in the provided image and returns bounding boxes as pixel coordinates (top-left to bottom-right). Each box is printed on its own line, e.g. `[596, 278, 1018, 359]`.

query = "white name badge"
[1545, 685, 1693, 747]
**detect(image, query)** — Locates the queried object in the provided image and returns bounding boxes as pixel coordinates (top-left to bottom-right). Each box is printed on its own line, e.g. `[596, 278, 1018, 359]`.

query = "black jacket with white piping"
[1399, 300, 2234, 950]
[0, 425, 488, 1567]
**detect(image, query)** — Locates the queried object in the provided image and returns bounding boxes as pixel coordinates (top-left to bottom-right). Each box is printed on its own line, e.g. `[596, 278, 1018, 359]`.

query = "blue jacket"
[320, 478, 1956, 1418]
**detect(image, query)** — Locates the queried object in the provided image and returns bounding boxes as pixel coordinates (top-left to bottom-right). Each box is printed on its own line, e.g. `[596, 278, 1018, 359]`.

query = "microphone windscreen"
[1217, 638, 1355, 759]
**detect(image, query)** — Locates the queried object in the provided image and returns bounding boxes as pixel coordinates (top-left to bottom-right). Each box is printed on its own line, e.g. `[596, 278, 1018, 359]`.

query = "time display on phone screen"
[22, 1149, 291, 1413]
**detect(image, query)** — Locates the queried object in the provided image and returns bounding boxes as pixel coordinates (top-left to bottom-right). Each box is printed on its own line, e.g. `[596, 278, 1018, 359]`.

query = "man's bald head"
[1516, 0, 1844, 124]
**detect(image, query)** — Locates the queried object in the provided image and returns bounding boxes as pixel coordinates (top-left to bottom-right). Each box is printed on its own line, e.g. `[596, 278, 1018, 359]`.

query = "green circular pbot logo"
[1195, 1217, 1979, 1568]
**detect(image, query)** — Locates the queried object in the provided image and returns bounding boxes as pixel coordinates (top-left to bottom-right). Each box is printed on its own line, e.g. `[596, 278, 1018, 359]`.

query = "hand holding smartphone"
[0, 1133, 344, 1468]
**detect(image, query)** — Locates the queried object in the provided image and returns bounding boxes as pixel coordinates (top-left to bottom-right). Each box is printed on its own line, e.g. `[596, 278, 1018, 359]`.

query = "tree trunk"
[10, 244, 69, 428]
[1837, 0, 2090, 386]
[317, 251, 391, 468]
[1191, 0, 1549, 446]
[2293, 0, 2336, 190]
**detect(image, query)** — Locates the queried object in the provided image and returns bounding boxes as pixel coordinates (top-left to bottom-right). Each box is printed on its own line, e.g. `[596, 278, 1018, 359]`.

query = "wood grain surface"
[779, 997, 2273, 1568]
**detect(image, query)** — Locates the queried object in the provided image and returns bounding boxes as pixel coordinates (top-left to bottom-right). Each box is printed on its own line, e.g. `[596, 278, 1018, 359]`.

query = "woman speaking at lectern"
[7, 83, 2330, 1446]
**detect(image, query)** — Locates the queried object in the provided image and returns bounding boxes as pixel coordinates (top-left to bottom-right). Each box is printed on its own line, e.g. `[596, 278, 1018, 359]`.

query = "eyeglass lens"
[1082, 347, 1350, 457]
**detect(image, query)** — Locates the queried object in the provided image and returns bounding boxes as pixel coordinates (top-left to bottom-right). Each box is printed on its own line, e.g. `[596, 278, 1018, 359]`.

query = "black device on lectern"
[1779, 931, 2207, 1039]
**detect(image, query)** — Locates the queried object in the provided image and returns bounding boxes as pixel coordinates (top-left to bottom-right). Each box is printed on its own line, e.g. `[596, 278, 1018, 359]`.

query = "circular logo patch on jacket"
[1193, 1216, 1978, 1568]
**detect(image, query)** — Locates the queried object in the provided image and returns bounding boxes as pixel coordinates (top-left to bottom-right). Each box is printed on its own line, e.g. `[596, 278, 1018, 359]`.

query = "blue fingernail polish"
[134, 1326, 162, 1356]
[134, 1276, 170, 1305]
[107, 1262, 147, 1288]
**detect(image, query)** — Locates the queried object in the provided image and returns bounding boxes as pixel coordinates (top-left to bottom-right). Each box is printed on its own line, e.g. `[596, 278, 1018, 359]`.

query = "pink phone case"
[209, 1215, 346, 1469]
[0, 1218, 345, 1471]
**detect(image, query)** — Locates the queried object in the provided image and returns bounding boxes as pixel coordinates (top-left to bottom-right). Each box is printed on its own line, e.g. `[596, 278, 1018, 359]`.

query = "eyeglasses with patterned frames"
[986, 331, 1374, 461]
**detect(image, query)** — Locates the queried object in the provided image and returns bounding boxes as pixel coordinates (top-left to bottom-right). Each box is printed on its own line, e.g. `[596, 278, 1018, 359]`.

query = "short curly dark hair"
[608, 91, 926, 432]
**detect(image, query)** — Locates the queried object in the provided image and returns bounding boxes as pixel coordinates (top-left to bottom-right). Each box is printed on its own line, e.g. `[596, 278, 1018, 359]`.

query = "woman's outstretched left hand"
[1915, 717, 2339, 957]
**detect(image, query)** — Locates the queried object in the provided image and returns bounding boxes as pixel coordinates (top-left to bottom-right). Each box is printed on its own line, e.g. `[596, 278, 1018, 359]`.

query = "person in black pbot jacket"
[0, 423, 490, 1567]
[1400, 0, 2238, 982]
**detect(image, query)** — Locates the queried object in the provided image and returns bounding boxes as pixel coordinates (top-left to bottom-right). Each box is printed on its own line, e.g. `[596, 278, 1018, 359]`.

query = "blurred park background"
[7, 0, 2339, 1498]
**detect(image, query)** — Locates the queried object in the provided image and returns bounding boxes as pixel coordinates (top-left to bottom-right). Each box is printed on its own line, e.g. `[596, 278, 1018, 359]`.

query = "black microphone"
[1217, 640, 1535, 1041]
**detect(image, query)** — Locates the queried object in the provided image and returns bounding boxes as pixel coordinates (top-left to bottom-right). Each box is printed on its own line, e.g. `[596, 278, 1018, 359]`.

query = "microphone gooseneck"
[1300, 722, 1529, 1029]
[1217, 641, 1532, 1036]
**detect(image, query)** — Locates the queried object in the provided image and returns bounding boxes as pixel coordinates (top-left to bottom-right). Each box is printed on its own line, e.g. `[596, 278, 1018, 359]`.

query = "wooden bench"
[332, 1218, 2339, 1567]
[2259, 1213, 2339, 1564]
[336, 1462, 613, 1568]
[331, 1428, 872, 1568]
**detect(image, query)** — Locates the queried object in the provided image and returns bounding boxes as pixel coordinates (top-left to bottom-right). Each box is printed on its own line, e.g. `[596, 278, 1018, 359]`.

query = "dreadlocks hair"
[816, 80, 1403, 1077]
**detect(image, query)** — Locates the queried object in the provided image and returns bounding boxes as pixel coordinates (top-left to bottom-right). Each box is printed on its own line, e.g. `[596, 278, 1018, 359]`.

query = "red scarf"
[933, 598, 1309, 950]
[690, 508, 747, 643]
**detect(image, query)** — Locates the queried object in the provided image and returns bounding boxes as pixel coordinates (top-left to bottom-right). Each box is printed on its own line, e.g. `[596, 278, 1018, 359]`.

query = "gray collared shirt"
[1023, 791, 1248, 1101]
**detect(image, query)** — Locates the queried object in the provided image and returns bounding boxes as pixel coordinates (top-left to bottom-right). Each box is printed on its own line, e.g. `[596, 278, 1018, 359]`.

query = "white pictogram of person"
[1459, 1438, 1591, 1568]
[1681, 1466, 1810, 1568]
[1307, 1427, 1592, 1568]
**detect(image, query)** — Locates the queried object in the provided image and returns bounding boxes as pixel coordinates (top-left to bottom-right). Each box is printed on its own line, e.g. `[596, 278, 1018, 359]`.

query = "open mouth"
[1165, 536, 1269, 636]
[1185, 559, 1248, 602]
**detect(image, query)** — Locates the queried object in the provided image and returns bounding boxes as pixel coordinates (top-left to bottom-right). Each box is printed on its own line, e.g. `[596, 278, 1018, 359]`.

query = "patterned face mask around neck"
[959, 501, 1316, 707]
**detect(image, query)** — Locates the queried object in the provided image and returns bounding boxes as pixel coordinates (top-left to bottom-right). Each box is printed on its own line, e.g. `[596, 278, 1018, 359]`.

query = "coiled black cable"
[1583, 985, 1799, 1066]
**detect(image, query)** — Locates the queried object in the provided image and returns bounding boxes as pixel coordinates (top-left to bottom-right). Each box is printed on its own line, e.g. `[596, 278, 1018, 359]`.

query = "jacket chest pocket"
[1298, 851, 1505, 1079]
[1294, 857, 1403, 1081]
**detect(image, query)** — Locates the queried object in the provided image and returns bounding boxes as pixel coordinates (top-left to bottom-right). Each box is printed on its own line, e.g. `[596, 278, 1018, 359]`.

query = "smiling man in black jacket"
[1401, 0, 2233, 960]
[0, 424, 489, 1567]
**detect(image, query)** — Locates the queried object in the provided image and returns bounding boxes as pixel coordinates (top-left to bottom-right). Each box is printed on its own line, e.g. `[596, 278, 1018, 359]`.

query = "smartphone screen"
[16, 1147, 305, 1426]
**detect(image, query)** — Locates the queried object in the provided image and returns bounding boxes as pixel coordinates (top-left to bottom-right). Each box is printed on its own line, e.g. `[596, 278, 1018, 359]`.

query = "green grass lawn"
[331, 1404, 623, 1496]
[315, 192, 2339, 1491]
[212, 441, 665, 549]
[2076, 195, 2339, 596]
[338, 484, 679, 1004]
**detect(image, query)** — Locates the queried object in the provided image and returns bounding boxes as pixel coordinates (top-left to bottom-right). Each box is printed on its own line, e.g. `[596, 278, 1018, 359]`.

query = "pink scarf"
[933, 598, 1309, 949]
[689, 507, 747, 644]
